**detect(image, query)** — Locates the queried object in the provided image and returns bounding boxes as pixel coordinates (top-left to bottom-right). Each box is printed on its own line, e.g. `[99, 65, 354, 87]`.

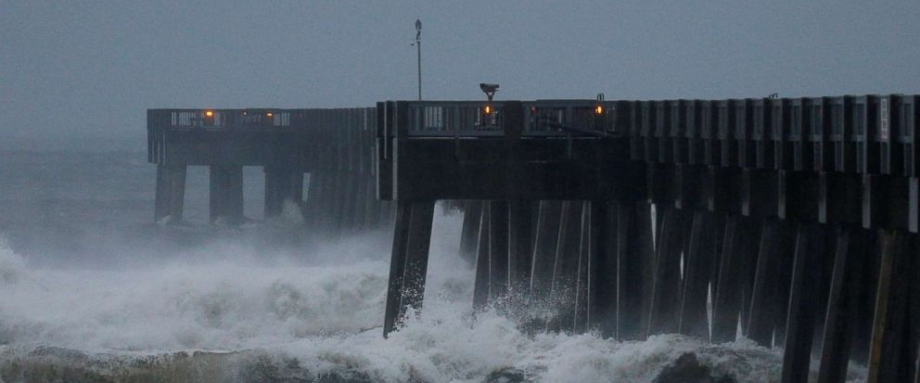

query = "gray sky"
[3, 0, 920, 142]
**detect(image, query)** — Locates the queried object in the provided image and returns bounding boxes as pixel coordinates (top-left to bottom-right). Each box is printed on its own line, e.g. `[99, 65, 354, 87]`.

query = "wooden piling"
[679, 211, 723, 340]
[208, 165, 244, 224]
[748, 219, 795, 347]
[473, 202, 492, 310]
[617, 202, 654, 340]
[489, 201, 511, 301]
[781, 223, 826, 383]
[647, 206, 690, 336]
[587, 200, 617, 337]
[712, 216, 761, 342]
[573, 204, 592, 333]
[383, 200, 412, 337]
[264, 166, 303, 218]
[382, 200, 435, 337]
[459, 200, 483, 264]
[816, 226, 867, 383]
[154, 164, 186, 223]
[509, 200, 535, 292]
[549, 201, 584, 331]
[398, 201, 435, 319]
[530, 201, 563, 299]
[867, 230, 914, 382]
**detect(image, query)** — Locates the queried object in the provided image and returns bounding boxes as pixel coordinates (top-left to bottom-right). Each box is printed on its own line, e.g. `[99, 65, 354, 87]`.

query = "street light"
[413, 19, 422, 100]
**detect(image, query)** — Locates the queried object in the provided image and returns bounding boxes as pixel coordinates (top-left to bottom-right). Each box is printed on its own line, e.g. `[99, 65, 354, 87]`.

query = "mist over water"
[0, 150, 866, 382]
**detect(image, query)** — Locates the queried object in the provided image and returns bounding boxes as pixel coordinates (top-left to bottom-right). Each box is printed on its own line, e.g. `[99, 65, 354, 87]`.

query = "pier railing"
[147, 109, 292, 128]
[397, 100, 616, 137]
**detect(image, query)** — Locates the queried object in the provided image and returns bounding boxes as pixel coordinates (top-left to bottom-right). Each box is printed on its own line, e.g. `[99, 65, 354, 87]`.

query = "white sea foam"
[0, 212, 867, 382]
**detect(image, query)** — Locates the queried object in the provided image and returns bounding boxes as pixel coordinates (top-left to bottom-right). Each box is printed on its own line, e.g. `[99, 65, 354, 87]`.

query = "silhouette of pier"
[148, 95, 920, 382]
[147, 108, 391, 230]
[376, 97, 919, 383]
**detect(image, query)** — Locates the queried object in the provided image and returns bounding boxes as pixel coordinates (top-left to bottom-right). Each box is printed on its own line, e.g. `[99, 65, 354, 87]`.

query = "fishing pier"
[148, 94, 920, 382]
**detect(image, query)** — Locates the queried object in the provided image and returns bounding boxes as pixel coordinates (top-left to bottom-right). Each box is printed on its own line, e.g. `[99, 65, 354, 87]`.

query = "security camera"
[479, 83, 499, 101]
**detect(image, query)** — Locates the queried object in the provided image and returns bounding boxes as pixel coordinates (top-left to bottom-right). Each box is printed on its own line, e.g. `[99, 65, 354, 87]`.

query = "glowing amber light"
[266, 112, 274, 118]
[204, 110, 214, 117]
[595, 105, 605, 115]
[483, 105, 492, 115]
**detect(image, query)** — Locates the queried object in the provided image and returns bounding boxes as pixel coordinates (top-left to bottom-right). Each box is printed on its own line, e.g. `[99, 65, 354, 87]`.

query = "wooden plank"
[383, 201, 412, 337]
[781, 223, 826, 383]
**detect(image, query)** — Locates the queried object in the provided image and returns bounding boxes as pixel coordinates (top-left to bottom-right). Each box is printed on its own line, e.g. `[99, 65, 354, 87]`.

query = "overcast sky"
[3, 1, 920, 143]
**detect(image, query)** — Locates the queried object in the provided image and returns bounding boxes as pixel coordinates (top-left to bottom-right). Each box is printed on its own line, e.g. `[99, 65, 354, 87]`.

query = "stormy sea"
[0, 140, 866, 382]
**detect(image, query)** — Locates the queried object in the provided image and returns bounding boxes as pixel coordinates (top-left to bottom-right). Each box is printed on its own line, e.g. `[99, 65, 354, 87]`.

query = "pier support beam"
[529, 201, 563, 299]
[867, 230, 917, 382]
[209, 165, 244, 224]
[264, 166, 304, 218]
[647, 207, 690, 336]
[383, 200, 435, 337]
[154, 164, 186, 223]
[587, 200, 616, 337]
[473, 202, 492, 310]
[489, 201, 511, 301]
[712, 216, 761, 343]
[748, 219, 796, 347]
[548, 201, 585, 331]
[617, 202, 654, 340]
[458, 200, 483, 264]
[508, 200, 534, 292]
[679, 211, 724, 340]
[781, 223, 826, 383]
[816, 226, 868, 383]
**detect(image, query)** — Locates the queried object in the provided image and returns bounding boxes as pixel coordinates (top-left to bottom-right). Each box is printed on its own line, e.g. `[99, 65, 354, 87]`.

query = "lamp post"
[414, 19, 422, 100]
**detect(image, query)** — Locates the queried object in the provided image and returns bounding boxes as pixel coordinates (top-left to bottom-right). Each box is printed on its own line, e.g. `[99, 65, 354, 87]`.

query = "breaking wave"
[0, 213, 866, 382]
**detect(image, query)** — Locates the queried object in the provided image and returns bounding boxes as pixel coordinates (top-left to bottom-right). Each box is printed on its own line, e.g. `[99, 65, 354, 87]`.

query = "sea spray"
[0, 211, 867, 382]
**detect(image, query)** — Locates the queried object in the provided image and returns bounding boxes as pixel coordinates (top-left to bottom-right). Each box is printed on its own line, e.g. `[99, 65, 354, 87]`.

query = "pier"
[148, 95, 920, 382]
[375, 97, 919, 382]
[147, 108, 392, 231]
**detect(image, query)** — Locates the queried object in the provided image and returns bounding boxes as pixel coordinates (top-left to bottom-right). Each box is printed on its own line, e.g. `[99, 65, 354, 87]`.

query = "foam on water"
[0, 213, 866, 382]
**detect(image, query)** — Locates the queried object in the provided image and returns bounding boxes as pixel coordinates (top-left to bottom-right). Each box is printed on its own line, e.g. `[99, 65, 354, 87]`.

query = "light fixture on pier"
[205, 110, 215, 118]
[594, 93, 608, 131]
[266, 112, 273, 118]
[479, 83, 499, 121]
[594, 93, 606, 116]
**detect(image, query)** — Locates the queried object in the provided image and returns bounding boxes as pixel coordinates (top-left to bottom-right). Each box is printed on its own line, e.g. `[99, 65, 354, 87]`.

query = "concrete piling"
[208, 165, 243, 224]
